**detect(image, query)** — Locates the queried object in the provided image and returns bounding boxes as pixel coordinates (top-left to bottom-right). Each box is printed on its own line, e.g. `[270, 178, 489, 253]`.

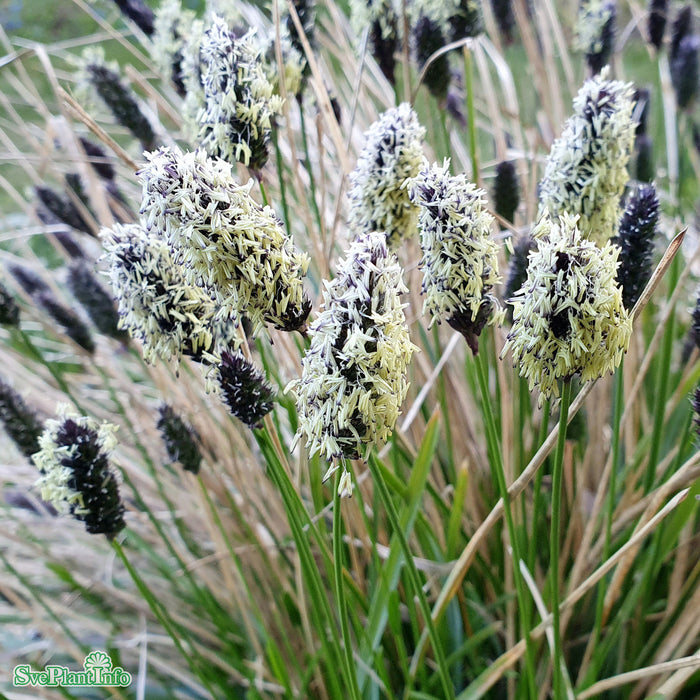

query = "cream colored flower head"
[538, 69, 635, 246]
[264, 32, 306, 98]
[100, 222, 236, 364]
[33, 406, 124, 537]
[348, 103, 426, 248]
[197, 14, 283, 171]
[502, 213, 632, 405]
[151, 0, 196, 95]
[288, 231, 416, 461]
[576, 0, 615, 56]
[138, 147, 310, 335]
[408, 159, 501, 354]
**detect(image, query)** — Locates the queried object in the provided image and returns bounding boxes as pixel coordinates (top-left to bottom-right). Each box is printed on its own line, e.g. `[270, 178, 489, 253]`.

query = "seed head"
[288, 231, 415, 461]
[612, 183, 659, 310]
[264, 33, 306, 98]
[35, 185, 91, 235]
[348, 103, 425, 249]
[152, 0, 195, 96]
[633, 134, 655, 182]
[647, 0, 667, 50]
[449, 0, 484, 42]
[285, 0, 316, 96]
[692, 292, 700, 353]
[33, 407, 125, 538]
[502, 213, 632, 405]
[197, 16, 282, 171]
[139, 147, 310, 335]
[408, 160, 501, 354]
[36, 291, 95, 354]
[101, 222, 235, 364]
[0, 281, 20, 326]
[79, 137, 116, 182]
[80, 48, 156, 151]
[0, 378, 44, 458]
[576, 0, 617, 75]
[111, 0, 155, 36]
[412, 12, 451, 102]
[491, 0, 515, 43]
[350, 0, 399, 83]
[504, 234, 535, 324]
[538, 69, 636, 245]
[66, 260, 128, 343]
[670, 5, 693, 62]
[670, 34, 699, 110]
[157, 404, 202, 473]
[493, 160, 521, 224]
[692, 385, 700, 440]
[216, 351, 275, 429]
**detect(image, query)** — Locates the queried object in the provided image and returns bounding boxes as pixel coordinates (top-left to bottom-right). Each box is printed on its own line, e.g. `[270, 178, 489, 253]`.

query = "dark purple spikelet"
[217, 351, 275, 429]
[66, 260, 128, 343]
[157, 404, 202, 474]
[692, 293, 700, 352]
[493, 160, 521, 224]
[370, 17, 398, 84]
[0, 378, 44, 458]
[586, 0, 617, 75]
[504, 234, 535, 323]
[670, 5, 693, 61]
[0, 281, 20, 326]
[491, 0, 515, 43]
[612, 183, 659, 310]
[35, 291, 95, 354]
[111, 0, 155, 36]
[670, 34, 699, 110]
[647, 0, 667, 49]
[633, 87, 651, 136]
[450, 0, 484, 42]
[413, 14, 451, 102]
[634, 133, 655, 182]
[86, 62, 156, 150]
[35, 185, 91, 234]
[79, 137, 116, 181]
[8, 263, 50, 297]
[692, 385, 700, 439]
[35, 414, 125, 537]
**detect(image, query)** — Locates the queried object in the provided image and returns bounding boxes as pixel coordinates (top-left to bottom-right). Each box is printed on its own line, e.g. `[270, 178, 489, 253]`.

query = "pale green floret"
[408, 159, 501, 337]
[502, 213, 632, 405]
[151, 0, 196, 88]
[34, 407, 118, 517]
[538, 69, 636, 246]
[138, 147, 310, 335]
[264, 33, 306, 98]
[288, 231, 416, 462]
[576, 0, 615, 55]
[348, 103, 426, 248]
[100, 222, 236, 364]
[197, 15, 283, 169]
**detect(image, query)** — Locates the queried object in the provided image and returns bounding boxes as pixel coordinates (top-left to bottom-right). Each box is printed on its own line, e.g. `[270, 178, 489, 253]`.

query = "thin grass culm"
[1, 1, 700, 698]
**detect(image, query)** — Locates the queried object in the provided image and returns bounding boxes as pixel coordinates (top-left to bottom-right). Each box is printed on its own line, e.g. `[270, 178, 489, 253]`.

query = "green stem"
[258, 178, 269, 207]
[528, 398, 550, 571]
[475, 352, 537, 700]
[111, 539, 219, 699]
[367, 453, 456, 700]
[462, 46, 479, 184]
[272, 128, 292, 231]
[550, 380, 573, 700]
[298, 105, 324, 237]
[333, 471, 362, 700]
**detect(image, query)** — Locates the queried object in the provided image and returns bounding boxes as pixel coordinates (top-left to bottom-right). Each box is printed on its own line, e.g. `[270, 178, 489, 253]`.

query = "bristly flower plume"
[576, 0, 617, 75]
[288, 231, 415, 462]
[157, 404, 203, 473]
[111, 0, 155, 36]
[670, 34, 699, 111]
[408, 160, 501, 354]
[647, 0, 668, 50]
[216, 351, 275, 429]
[35, 185, 92, 235]
[502, 213, 632, 405]
[448, 0, 484, 42]
[612, 183, 659, 310]
[101, 222, 235, 364]
[538, 69, 636, 246]
[138, 147, 310, 335]
[491, 0, 515, 43]
[412, 10, 451, 102]
[285, 0, 316, 97]
[504, 234, 535, 323]
[0, 378, 44, 459]
[348, 103, 425, 249]
[196, 15, 282, 172]
[350, 0, 399, 83]
[33, 407, 125, 538]
[151, 0, 195, 96]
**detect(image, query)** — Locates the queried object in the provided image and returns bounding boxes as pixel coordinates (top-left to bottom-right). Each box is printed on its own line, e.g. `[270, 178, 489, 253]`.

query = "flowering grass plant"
[0, 1, 699, 698]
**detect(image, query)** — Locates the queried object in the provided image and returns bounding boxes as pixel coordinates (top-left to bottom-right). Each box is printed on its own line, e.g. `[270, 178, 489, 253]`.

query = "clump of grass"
[0, 2, 699, 699]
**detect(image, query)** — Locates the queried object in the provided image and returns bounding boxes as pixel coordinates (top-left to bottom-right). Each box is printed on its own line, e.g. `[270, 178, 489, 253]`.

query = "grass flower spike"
[408, 160, 501, 354]
[289, 231, 415, 461]
[576, 0, 616, 75]
[101, 222, 234, 364]
[349, 0, 399, 82]
[157, 404, 202, 473]
[197, 15, 282, 171]
[502, 213, 632, 404]
[348, 103, 425, 248]
[139, 147, 310, 335]
[33, 407, 125, 538]
[0, 281, 20, 326]
[0, 378, 44, 458]
[538, 69, 636, 246]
